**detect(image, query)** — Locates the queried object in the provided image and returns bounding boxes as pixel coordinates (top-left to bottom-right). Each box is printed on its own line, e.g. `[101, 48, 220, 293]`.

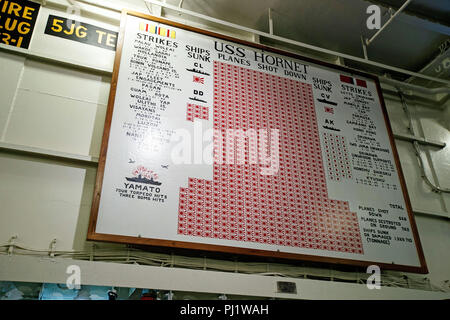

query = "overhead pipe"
[380, 77, 450, 95]
[366, 0, 413, 46]
[268, 8, 274, 35]
[360, 35, 368, 60]
[398, 89, 450, 194]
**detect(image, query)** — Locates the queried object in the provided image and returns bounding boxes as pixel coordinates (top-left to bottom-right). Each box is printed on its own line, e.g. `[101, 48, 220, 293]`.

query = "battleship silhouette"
[126, 174, 162, 185]
[322, 125, 341, 132]
[317, 98, 337, 106]
[189, 97, 207, 103]
[186, 68, 210, 76]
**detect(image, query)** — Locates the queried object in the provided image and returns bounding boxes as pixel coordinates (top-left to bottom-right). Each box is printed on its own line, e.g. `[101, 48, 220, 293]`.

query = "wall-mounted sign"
[0, 0, 40, 49]
[44, 15, 118, 50]
[88, 11, 427, 273]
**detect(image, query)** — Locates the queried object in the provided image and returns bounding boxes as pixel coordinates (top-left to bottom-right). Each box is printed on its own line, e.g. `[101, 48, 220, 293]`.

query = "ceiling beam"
[366, 0, 450, 28]
[366, 0, 413, 46]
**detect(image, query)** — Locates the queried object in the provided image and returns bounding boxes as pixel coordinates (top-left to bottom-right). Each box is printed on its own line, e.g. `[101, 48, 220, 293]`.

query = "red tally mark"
[323, 132, 353, 181]
[178, 61, 363, 254]
[186, 103, 209, 122]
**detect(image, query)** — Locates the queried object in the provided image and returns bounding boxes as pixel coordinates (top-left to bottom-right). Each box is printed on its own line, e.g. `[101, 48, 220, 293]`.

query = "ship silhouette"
[322, 125, 341, 132]
[126, 174, 162, 185]
[189, 97, 207, 103]
[317, 98, 337, 106]
[186, 68, 210, 76]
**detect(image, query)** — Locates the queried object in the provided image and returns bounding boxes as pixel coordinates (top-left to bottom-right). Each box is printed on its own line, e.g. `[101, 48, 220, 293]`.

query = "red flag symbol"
[324, 106, 334, 114]
[193, 76, 204, 84]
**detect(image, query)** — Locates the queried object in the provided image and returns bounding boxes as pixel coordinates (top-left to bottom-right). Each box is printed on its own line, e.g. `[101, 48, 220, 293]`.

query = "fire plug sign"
[0, 0, 40, 49]
[88, 11, 427, 273]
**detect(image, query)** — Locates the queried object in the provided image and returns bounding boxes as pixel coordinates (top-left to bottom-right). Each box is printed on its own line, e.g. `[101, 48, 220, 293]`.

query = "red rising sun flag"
[193, 76, 204, 84]
[324, 106, 334, 114]
[340, 74, 354, 85]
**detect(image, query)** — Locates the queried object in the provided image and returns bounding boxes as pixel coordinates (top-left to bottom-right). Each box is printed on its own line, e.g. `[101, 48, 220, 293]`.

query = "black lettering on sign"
[0, 0, 40, 49]
[44, 15, 118, 51]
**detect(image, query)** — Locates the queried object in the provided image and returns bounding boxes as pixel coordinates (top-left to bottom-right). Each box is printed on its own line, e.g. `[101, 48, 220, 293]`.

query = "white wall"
[0, 0, 449, 296]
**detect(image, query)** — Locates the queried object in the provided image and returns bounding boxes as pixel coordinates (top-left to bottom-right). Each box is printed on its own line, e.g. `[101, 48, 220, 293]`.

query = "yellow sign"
[0, 0, 40, 49]
[45, 15, 118, 51]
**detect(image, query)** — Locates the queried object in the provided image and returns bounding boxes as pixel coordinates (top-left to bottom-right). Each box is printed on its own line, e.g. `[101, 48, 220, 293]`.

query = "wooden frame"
[87, 10, 428, 274]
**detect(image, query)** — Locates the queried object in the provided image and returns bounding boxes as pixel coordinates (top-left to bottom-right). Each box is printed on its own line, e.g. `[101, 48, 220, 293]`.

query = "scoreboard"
[87, 11, 427, 273]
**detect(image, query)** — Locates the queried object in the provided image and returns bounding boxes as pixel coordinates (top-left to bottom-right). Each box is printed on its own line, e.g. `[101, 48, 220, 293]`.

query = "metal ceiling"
[370, 0, 450, 26]
[163, 0, 449, 85]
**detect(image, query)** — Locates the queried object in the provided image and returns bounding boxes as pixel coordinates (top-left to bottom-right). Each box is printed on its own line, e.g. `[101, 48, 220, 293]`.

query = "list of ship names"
[339, 84, 414, 249]
[341, 85, 398, 191]
[125, 33, 181, 153]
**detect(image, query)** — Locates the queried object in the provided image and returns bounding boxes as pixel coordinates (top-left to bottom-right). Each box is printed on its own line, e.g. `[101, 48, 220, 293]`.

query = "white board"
[88, 12, 427, 273]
